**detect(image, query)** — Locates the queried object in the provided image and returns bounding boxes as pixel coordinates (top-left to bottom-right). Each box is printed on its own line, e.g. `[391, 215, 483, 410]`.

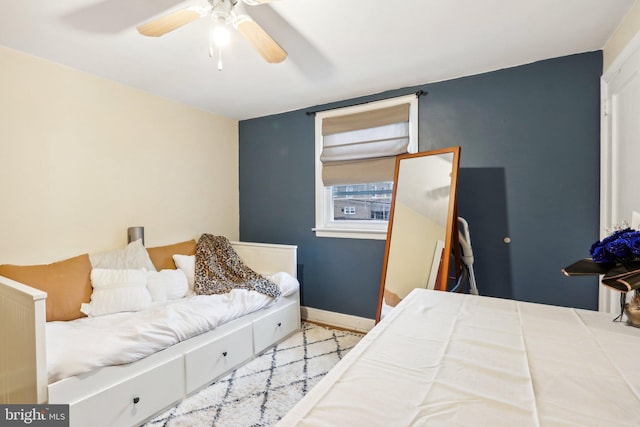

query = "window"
[342, 206, 356, 215]
[314, 94, 418, 239]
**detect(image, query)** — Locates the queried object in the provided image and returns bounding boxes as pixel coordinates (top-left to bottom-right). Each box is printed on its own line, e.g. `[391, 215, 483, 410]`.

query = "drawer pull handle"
[133, 397, 140, 404]
[277, 322, 282, 327]
[222, 351, 228, 357]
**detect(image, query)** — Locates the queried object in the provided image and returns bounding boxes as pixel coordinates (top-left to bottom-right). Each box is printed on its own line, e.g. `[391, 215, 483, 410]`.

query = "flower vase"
[624, 291, 640, 328]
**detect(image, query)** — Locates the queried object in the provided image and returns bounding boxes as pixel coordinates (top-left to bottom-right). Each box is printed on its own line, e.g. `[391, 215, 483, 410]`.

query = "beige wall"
[604, 1, 640, 71]
[384, 201, 445, 302]
[0, 46, 239, 265]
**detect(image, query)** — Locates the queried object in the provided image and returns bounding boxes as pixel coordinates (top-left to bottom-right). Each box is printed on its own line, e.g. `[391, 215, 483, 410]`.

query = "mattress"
[279, 289, 640, 426]
[46, 272, 299, 383]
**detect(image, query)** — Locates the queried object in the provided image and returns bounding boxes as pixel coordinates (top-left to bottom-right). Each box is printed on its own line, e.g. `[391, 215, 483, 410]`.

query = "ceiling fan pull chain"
[217, 47, 224, 71]
[209, 20, 214, 58]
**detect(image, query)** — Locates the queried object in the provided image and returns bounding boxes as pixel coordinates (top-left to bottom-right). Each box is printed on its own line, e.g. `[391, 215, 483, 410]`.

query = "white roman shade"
[320, 102, 412, 186]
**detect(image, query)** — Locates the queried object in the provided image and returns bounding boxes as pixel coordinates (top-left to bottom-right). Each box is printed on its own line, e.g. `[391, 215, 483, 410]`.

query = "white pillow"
[89, 239, 156, 271]
[173, 254, 195, 293]
[268, 272, 300, 297]
[147, 269, 188, 302]
[81, 268, 152, 317]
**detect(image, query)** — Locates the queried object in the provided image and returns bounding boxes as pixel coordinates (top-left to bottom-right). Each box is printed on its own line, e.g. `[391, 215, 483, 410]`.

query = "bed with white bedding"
[46, 272, 299, 383]
[279, 288, 640, 426]
[0, 241, 300, 427]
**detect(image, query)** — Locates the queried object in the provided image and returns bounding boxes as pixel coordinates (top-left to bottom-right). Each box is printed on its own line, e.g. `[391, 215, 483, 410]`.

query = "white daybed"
[0, 241, 300, 427]
[279, 288, 640, 426]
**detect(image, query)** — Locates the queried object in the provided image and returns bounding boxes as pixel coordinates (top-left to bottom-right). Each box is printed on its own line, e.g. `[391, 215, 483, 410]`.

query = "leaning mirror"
[376, 146, 461, 321]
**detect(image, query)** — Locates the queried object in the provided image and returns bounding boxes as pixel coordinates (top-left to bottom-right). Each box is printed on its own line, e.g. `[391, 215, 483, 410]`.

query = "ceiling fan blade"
[236, 17, 287, 63]
[137, 7, 205, 37]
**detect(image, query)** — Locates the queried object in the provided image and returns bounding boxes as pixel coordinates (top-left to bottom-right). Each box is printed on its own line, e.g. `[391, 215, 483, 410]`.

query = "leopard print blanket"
[194, 234, 281, 299]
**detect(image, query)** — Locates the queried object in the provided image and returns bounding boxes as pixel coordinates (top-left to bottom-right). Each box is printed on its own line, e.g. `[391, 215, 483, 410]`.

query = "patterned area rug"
[144, 322, 363, 427]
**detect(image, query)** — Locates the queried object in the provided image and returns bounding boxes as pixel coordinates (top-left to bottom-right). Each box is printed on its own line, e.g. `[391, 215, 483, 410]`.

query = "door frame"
[600, 31, 640, 312]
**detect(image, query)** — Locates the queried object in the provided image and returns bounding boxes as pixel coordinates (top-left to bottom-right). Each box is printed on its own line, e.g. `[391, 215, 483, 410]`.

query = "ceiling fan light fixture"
[209, 16, 230, 71]
[211, 17, 231, 47]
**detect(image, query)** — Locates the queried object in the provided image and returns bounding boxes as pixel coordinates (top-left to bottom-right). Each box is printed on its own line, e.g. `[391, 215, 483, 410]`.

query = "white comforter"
[279, 289, 640, 426]
[46, 273, 298, 383]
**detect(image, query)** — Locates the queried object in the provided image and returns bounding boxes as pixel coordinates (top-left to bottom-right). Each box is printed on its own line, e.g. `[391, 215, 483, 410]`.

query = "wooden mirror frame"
[375, 146, 461, 323]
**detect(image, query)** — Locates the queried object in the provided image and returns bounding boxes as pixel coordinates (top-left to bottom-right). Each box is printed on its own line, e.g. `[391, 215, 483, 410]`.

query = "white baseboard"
[301, 306, 375, 333]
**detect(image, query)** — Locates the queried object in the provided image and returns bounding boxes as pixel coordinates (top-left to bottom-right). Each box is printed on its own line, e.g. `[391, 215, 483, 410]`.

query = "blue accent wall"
[239, 52, 602, 318]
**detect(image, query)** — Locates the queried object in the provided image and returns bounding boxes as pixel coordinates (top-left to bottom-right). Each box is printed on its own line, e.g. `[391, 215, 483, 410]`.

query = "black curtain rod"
[305, 90, 427, 116]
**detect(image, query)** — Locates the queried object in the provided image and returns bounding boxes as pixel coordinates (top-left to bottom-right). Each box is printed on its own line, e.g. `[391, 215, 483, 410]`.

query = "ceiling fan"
[137, 0, 287, 69]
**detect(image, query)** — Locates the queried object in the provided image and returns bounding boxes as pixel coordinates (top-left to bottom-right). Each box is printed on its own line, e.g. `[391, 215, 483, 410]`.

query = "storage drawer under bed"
[252, 299, 300, 354]
[60, 355, 184, 427]
[184, 323, 254, 394]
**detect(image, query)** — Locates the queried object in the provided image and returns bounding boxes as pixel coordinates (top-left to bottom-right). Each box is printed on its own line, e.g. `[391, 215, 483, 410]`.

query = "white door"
[601, 37, 640, 313]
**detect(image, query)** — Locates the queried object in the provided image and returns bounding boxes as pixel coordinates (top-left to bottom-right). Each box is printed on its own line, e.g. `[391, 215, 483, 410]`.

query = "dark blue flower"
[590, 243, 615, 263]
[606, 238, 632, 260]
[626, 232, 640, 257]
[589, 228, 640, 263]
[602, 228, 631, 245]
[590, 240, 603, 255]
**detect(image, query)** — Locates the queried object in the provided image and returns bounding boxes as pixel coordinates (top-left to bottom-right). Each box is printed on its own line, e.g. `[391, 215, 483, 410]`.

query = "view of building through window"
[332, 181, 393, 221]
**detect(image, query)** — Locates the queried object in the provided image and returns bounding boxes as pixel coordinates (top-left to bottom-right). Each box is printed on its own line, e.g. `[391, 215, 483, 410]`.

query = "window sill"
[312, 227, 387, 240]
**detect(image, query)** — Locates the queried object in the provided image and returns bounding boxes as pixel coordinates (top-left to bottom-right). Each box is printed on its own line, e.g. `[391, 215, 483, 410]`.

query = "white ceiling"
[0, 0, 635, 120]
